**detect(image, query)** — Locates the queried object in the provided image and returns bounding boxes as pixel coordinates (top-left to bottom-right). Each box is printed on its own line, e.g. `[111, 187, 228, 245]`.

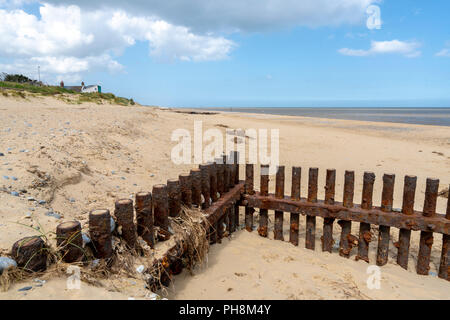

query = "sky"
[0, 0, 449, 108]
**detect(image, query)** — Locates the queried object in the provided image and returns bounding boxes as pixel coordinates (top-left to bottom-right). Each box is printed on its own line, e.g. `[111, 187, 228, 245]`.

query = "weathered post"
[245, 164, 255, 232]
[396, 175, 416, 269]
[89, 209, 113, 259]
[56, 221, 83, 263]
[190, 169, 202, 208]
[356, 172, 375, 262]
[167, 179, 181, 217]
[233, 151, 240, 184]
[290, 167, 301, 246]
[209, 162, 218, 202]
[179, 174, 192, 208]
[216, 157, 225, 196]
[438, 188, 449, 280]
[11, 236, 47, 272]
[417, 178, 439, 275]
[306, 168, 318, 250]
[339, 171, 355, 258]
[274, 166, 285, 241]
[376, 174, 395, 266]
[200, 164, 211, 209]
[322, 169, 336, 252]
[224, 154, 231, 193]
[135, 192, 154, 248]
[258, 164, 269, 237]
[115, 199, 137, 248]
[153, 184, 171, 241]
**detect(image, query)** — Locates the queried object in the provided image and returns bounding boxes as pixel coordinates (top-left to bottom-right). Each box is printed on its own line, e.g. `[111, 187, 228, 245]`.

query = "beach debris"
[18, 286, 33, 292]
[0, 153, 4, 157]
[38, 200, 46, 205]
[33, 278, 46, 287]
[136, 265, 145, 273]
[27, 196, 35, 201]
[82, 233, 91, 246]
[11, 236, 48, 272]
[91, 259, 100, 268]
[11, 176, 18, 181]
[89, 209, 113, 259]
[110, 217, 116, 232]
[0, 257, 17, 274]
[69, 198, 76, 203]
[24, 212, 32, 219]
[2, 175, 9, 180]
[11, 191, 19, 197]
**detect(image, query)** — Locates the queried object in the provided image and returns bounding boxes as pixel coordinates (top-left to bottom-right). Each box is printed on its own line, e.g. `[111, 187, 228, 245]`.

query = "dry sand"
[0, 94, 449, 300]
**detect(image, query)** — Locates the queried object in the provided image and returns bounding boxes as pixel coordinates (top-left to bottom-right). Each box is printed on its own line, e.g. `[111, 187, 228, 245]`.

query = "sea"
[197, 107, 450, 127]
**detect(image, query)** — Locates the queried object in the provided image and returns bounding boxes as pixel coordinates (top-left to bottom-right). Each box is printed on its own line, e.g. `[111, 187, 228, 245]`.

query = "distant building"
[60, 81, 101, 93]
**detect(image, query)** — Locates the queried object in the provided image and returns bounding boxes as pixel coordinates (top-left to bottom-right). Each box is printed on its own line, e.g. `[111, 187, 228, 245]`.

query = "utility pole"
[38, 66, 40, 82]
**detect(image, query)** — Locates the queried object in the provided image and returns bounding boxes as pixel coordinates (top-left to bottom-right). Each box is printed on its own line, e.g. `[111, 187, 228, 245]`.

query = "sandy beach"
[0, 95, 449, 300]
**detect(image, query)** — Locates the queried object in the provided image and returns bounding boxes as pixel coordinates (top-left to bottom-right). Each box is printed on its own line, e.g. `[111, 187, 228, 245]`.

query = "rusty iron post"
[135, 192, 154, 248]
[417, 178, 439, 275]
[190, 169, 202, 208]
[217, 215, 225, 243]
[232, 205, 239, 232]
[56, 221, 83, 263]
[245, 164, 255, 195]
[290, 167, 301, 246]
[179, 174, 192, 208]
[89, 209, 113, 259]
[274, 166, 285, 241]
[167, 179, 181, 217]
[115, 199, 137, 248]
[356, 172, 375, 263]
[439, 188, 449, 280]
[322, 169, 336, 253]
[234, 151, 240, 184]
[153, 184, 171, 241]
[258, 164, 269, 237]
[397, 175, 416, 269]
[11, 236, 48, 272]
[216, 156, 225, 195]
[200, 164, 211, 209]
[339, 171, 355, 258]
[209, 162, 218, 202]
[244, 163, 255, 232]
[306, 168, 318, 250]
[224, 154, 231, 193]
[376, 174, 395, 266]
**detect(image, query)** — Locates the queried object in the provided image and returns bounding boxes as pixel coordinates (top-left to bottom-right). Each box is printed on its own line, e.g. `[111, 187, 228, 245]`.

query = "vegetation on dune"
[0, 73, 136, 106]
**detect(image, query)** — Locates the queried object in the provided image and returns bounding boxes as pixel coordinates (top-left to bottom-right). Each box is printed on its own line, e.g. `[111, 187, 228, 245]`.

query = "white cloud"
[436, 47, 450, 57]
[339, 40, 422, 58]
[0, 3, 235, 82]
[39, 0, 380, 32]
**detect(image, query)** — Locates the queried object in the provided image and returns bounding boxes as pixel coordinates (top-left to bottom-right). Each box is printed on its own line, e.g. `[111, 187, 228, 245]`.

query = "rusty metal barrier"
[242, 164, 449, 282]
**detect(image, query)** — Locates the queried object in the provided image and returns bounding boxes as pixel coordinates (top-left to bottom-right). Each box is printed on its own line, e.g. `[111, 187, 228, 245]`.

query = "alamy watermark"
[366, 265, 381, 290]
[366, 5, 382, 30]
[171, 121, 280, 175]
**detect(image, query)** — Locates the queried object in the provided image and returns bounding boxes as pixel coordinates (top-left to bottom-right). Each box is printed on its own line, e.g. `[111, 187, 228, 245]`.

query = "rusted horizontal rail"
[204, 181, 245, 225]
[243, 193, 450, 235]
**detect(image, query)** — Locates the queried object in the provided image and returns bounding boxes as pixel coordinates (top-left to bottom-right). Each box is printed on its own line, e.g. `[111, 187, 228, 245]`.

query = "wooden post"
[306, 168, 318, 250]
[179, 174, 192, 208]
[322, 169, 336, 252]
[290, 167, 301, 246]
[217, 215, 225, 243]
[89, 209, 113, 259]
[438, 187, 449, 280]
[115, 199, 137, 248]
[417, 178, 439, 275]
[135, 192, 154, 248]
[200, 164, 211, 209]
[245, 164, 255, 232]
[224, 154, 231, 193]
[339, 171, 354, 258]
[11, 236, 47, 272]
[153, 184, 171, 241]
[190, 169, 202, 208]
[210, 162, 218, 202]
[234, 151, 240, 184]
[56, 221, 83, 263]
[356, 172, 375, 262]
[376, 174, 395, 266]
[167, 179, 181, 217]
[274, 166, 285, 241]
[258, 164, 269, 237]
[397, 175, 416, 269]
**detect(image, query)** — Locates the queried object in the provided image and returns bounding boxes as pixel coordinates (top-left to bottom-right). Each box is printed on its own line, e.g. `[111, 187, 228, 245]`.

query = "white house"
[81, 85, 101, 93]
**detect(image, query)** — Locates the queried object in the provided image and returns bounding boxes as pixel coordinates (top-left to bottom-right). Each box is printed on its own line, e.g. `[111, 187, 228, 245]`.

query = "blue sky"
[0, 0, 449, 107]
